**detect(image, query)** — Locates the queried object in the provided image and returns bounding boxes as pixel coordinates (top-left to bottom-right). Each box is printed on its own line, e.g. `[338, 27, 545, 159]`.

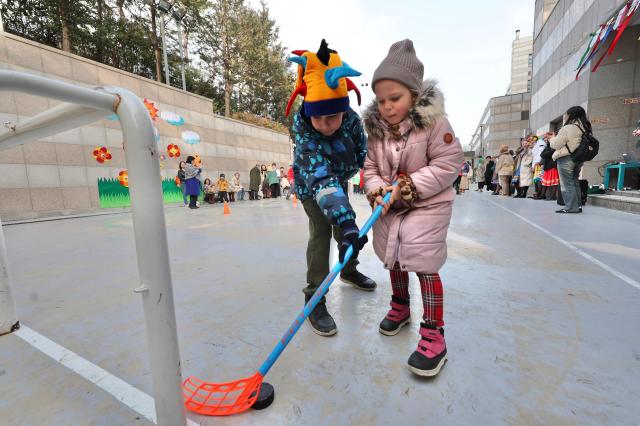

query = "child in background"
[363, 39, 463, 376]
[216, 173, 230, 203]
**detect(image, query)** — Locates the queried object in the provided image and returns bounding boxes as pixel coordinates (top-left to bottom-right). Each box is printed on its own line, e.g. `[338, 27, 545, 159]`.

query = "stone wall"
[0, 33, 291, 221]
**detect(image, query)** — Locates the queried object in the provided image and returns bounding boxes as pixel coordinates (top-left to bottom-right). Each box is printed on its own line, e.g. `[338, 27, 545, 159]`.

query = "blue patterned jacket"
[292, 108, 367, 226]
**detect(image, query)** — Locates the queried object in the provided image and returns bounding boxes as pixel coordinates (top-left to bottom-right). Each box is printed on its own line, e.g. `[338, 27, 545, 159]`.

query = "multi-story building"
[530, 0, 640, 183]
[508, 31, 534, 95]
[470, 31, 532, 157]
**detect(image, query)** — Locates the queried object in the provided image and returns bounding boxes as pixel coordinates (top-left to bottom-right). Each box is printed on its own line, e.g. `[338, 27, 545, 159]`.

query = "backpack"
[568, 125, 599, 163]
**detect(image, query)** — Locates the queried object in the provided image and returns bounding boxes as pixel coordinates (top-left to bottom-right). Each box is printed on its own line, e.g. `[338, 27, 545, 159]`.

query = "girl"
[364, 39, 463, 377]
[183, 156, 202, 209]
[540, 135, 559, 201]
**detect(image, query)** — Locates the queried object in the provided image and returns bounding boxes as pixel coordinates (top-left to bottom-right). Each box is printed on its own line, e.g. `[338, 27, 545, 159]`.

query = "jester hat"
[285, 39, 362, 117]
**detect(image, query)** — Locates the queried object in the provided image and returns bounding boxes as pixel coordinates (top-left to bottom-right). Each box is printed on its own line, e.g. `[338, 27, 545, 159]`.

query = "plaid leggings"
[389, 263, 444, 327]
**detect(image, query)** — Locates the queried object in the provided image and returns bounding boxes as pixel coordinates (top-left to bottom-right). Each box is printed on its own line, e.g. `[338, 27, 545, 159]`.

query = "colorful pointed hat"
[285, 39, 362, 117]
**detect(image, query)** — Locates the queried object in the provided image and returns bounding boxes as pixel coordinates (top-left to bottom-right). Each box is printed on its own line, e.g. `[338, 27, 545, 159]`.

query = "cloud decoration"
[160, 111, 185, 126]
[181, 130, 200, 145]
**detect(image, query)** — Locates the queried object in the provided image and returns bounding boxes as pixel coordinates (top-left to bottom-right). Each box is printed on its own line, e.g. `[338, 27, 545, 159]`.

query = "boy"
[286, 40, 376, 336]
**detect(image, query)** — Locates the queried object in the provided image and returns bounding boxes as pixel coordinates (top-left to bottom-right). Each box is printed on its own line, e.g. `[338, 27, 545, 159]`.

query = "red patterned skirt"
[542, 168, 559, 186]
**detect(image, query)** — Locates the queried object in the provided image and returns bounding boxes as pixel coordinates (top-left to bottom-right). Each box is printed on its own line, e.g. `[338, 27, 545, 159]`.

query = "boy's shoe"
[305, 295, 337, 336]
[379, 296, 410, 336]
[408, 323, 447, 377]
[340, 271, 377, 291]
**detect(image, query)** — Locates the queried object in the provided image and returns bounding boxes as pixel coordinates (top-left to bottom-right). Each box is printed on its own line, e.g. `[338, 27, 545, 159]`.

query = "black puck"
[251, 382, 275, 410]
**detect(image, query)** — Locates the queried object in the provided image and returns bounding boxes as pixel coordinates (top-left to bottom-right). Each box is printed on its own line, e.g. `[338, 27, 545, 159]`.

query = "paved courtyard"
[1, 192, 639, 425]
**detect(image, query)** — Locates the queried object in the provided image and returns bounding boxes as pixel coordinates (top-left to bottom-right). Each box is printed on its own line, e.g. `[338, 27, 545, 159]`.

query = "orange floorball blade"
[183, 372, 263, 416]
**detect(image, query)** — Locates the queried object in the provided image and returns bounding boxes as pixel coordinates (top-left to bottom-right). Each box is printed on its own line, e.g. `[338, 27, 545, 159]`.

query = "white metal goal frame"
[0, 70, 186, 426]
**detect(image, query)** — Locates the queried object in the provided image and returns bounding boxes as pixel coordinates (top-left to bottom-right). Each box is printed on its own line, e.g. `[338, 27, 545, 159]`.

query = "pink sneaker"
[408, 323, 447, 377]
[379, 296, 410, 336]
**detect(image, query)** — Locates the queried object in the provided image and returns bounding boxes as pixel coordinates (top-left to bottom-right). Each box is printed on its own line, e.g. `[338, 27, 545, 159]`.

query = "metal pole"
[176, 21, 186, 91]
[480, 124, 485, 157]
[159, 13, 170, 86]
[0, 217, 19, 336]
[108, 87, 186, 426]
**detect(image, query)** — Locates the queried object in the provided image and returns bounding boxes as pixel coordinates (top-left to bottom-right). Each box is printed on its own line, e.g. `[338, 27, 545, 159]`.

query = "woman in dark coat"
[183, 155, 202, 209]
[249, 163, 261, 200]
[484, 156, 495, 192]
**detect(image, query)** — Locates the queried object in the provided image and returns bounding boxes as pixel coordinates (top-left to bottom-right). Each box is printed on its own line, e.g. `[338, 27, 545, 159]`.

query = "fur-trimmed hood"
[363, 79, 446, 141]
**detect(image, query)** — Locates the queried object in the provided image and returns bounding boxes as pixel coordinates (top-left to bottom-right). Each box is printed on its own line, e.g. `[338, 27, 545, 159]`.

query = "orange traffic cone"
[223, 201, 231, 215]
[292, 193, 297, 207]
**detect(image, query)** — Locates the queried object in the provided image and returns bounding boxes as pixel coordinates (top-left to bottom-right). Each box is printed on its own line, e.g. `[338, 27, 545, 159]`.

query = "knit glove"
[366, 186, 386, 207]
[397, 174, 418, 204]
[338, 220, 368, 263]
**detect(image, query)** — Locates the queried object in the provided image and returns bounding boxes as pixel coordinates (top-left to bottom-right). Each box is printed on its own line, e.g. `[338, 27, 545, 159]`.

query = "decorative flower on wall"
[118, 170, 129, 187]
[175, 176, 181, 187]
[167, 144, 181, 158]
[160, 111, 185, 126]
[144, 99, 159, 121]
[92, 146, 113, 163]
[181, 130, 200, 145]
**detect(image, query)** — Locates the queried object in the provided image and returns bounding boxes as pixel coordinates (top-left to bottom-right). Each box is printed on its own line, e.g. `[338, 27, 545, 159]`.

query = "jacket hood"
[363, 78, 445, 140]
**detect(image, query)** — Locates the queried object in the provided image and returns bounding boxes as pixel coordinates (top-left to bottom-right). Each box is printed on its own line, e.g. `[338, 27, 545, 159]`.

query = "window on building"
[521, 110, 529, 120]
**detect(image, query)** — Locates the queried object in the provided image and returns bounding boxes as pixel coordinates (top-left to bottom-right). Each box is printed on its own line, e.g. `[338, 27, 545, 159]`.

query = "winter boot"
[305, 295, 337, 337]
[379, 296, 411, 336]
[340, 270, 377, 291]
[408, 323, 447, 377]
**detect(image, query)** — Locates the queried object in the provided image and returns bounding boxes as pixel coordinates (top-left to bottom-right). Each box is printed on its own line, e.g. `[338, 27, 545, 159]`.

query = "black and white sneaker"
[340, 271, 377, 291]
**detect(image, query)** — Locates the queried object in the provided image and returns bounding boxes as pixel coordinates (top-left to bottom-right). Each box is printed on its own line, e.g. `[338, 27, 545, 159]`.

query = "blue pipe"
[258, 189, 393, 376]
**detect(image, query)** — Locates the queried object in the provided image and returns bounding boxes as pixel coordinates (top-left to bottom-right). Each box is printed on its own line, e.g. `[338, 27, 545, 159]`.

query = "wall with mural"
[0, 33, 291, 221]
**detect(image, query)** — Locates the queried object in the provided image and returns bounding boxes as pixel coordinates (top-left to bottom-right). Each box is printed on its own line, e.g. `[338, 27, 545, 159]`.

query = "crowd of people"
[472, 106, 592, 214]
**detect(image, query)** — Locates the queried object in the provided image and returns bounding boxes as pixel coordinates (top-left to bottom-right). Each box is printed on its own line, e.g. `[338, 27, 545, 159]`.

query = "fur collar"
[363, 79, 446, 140]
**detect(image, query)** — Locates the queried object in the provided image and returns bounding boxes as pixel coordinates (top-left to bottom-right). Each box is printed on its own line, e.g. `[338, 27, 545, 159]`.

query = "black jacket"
[484, 161, 495, 181]
[540, 144, 557, 170]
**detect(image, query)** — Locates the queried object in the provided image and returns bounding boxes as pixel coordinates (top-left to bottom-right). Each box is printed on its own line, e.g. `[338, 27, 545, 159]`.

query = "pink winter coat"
[363, 80, 463, 274]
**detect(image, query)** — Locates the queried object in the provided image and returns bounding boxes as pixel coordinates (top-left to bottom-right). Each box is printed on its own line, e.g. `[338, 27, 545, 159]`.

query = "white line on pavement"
[489, 200, 640, 291]
[13, 325, 200, 425]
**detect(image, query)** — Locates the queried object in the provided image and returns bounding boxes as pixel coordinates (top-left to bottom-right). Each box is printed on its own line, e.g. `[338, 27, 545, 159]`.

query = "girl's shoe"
[379, 296, 410, 336]
[408, 323, 447, 377]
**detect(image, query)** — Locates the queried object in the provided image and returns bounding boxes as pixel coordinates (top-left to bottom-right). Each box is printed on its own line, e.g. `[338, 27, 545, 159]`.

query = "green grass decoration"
[98, 177, 190, 209]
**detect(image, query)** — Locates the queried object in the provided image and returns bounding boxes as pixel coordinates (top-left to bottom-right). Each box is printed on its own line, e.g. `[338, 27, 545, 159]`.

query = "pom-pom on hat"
[285, 39, 362, 117]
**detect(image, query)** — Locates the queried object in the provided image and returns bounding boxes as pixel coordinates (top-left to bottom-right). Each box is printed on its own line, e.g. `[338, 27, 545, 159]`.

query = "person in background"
[216, 173, 230, 203]
[531, 136, 546, 199]
[231, 172, 244, 201]
[484, 156, 495, 192]
[203, 178, 217, 204]
[475, 156, 486, 191]
[495, 144, 514, 196]
[459, 161, 471, 193]
[539, 135, 559, 201]
[249, 163, 261, 200]
[177, 161, 188, 206]
[286, 164, 295, 200]
[183, 156, 202, 209]
[350, 170, 361, 194]
[267, 164, 279, 198]
[550, 106, 592, 214]
[515, 138, 533, 198]
[261, 164, 271, 198]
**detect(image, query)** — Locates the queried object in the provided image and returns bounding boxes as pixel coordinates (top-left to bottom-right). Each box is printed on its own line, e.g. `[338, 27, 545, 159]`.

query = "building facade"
[469, 92, 531, 157]
[508, 31, 534, 95]
[530, 0, 640, 184]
